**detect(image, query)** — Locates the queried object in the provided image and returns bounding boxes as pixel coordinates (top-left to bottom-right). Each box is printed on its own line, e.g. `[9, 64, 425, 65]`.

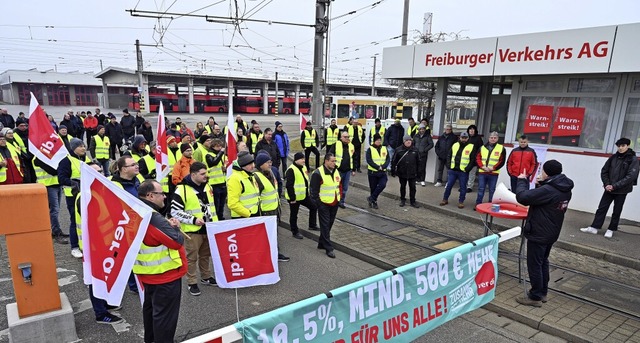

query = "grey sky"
[1, 0, 638, 86]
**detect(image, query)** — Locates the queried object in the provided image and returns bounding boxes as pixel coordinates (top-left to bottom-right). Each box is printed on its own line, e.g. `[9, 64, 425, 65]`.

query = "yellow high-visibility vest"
[175, 183, 217, 232]
[479, 144, 504, 174]
[335, 143, 354, 170]
[450, 143, 475, 171]
[302, 129, 316, 148]
[94, 135, 110, 160]
[255, 172, 279, 212]
[367, 146, 388, 172]
[284, 165, 308, 201]
[317, 167, 341, 204]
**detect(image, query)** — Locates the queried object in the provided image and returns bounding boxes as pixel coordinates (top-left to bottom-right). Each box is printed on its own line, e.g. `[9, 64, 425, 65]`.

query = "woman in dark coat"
[391, 135, 420, 208]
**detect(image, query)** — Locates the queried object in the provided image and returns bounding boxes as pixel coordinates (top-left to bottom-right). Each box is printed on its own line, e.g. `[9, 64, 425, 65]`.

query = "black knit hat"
[543, 160, 562, 176]
[294, 152, 304, 161]
[180, 143, 192, 153]
[237, 151, 254, 167]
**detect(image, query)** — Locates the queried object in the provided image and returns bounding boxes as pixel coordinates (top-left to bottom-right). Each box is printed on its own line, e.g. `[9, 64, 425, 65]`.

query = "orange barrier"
[0, 184, 61, 317]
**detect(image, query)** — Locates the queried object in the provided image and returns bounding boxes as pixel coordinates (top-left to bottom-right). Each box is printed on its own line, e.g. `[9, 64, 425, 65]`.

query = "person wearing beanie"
[125, 135, 156, 181]
[507, 135, 538, 192]
[227, 151, 260, 218]
[514, 159, 573, 307]
[89, 124, 110, 176]
[172, 143, 194, 185]
[162, 135, 182, 211]
[286, 151, 319, 239]
[413, 124, 434, 187]
[384, 117, 405, 163]
[581, 138, 639, 239]
[247, 122, 263, 155]
[440, 132, 473, 208]
[391, 133, 420, 208]
[83, 110, 99, 144]
[105, 113, 124, 160]
[120, 108, 136, 142]
[57, 137, 91, 258]
[301, 121, 320, 170]
[366, 133, 390, 209]
[273, 121, 290, 176]
[329, 130, 355, 209]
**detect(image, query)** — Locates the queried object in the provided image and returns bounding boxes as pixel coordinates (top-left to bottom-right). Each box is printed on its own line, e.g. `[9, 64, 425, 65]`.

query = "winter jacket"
[466, 133, 483, 167]
[140, 126, 154, 144]
[83, 116, 98, 130]
[601, 149, 639, 194]
[447, 141, 474, 173]
[172, 156, 194, 185]
[273, 130, 289, 158]
[0, 113, 15, 129]
[516, 174, 573, 244]
[434, 132, 458, 160]
[60, 118, 77, 137]
[120, 114, 136, 137]
[134, 115, 145, 131]
[391, 145, 419, 179]
[507, 146, 538, 180]
[413, 133, 434, 154]
[105, 122, 124, 145]
[255, 139, 281, 168]
[384, 123, 405, 149]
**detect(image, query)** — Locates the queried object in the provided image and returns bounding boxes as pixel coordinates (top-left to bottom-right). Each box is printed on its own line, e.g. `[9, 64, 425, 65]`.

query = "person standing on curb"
[273, 121, 290, 176]
[413, 124, 434, 187]
[329, 131, 355, 209]
[366, 134, 389, 209]
[323, 119, 339, 152]
[369, 118, 386, 146]
[465, 124, 483, 193]
[286, 152, 319, 239]
[391, 135, 420, 208]
[301, 121, 320, 170]
[348, 118, 366, 173]
[580, 138, 639, 239]
[440, 132, 473, 209]
[515, 160, 573, 307]
[384, 118, 405, 166]
[434, 124, 457, 187]
[474, 131, 506, 209]
[310, 153, 341, 258]
[507, 135, 538, 192]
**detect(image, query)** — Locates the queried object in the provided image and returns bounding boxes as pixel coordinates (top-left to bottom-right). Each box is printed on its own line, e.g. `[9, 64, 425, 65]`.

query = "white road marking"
[58, 275, 79, 287]
[0, 296, 13, 302]
[56, 267, 78, 274]
[0, 277, 12, 282]
[73, 299, 93, 314]
[112, 320, 131, 333]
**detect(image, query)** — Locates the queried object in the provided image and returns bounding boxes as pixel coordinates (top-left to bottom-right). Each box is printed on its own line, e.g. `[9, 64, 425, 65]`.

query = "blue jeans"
[98, 159, 110, 177]
[339, 170, 351, 205]
[65, 196, 79, 249]
[476, 173, 498, 204]
[213, 186, 227, 220]
[89, 285, 108, 318]
[47, 186, 63, 236]
[387, 146, 396, 165]
[443, 170, 468, 203]
[367, 171, 387, 202]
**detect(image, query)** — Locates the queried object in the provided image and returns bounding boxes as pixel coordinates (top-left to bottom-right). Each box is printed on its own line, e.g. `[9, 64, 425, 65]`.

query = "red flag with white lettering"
[80, 163, 152, 305]
[300, 112, 307, 132]
[155, 102, 169, 182]
[206, 216, 279, 288]
[226, 108, 237, 175]
[28, 92, 68, 168]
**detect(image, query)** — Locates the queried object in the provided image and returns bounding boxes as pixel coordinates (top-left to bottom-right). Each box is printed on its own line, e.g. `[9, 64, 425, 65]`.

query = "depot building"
[382, 23, 640, 222]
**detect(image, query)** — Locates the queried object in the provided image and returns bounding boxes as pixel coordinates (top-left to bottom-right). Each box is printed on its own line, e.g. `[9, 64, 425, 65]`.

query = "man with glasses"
[329, 131, 355, 209]
[434, 124, 458, 187]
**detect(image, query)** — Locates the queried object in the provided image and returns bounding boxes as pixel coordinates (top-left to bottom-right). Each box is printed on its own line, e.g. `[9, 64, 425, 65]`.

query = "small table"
[475, 202, 529, 292]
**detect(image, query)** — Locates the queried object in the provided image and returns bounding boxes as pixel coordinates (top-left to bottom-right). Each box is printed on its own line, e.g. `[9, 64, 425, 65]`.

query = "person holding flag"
[134, 180, 187, 342]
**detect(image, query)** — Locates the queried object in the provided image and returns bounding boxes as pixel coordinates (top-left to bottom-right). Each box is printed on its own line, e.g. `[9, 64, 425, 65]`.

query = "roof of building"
[0, 69, 103, 86]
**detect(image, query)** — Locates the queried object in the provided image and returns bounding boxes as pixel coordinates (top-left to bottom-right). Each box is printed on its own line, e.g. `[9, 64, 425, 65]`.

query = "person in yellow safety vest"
[204, 117, 217, 135]
[0, 131, 24, 185]
[89, 125, 110, 176]
[285, 152, 319, 239]
[227, 151, 259, 218]
[347, 118, 365, 173]
[13, 121, 29, 153]
[136, 180, 187, 341]
[254, 151, 290, 262]
[2, 128, 31, 182]
[310, 153, 341, 258]
[440, 132, 474, 209]
[474, 131, 506, 208]
[301, 121, 320, 170]
[407, 118, 419, 138]
[246, 122, 263, 155]
[369, 118, 386, 145]
[204, 138, 227, 221]
[323, 118, 339, 152]
[192, 134, 211, 164]
[75, 163, 126, 324]
[365, 134, 389, 210]
[6, 127, 26, 154]
[57, 138, 91, 259]
[171, 162, 217, 296]
[164, 136, 182, 193]
[125, 135, 156, 182]
[329, 131, 355, 209]
[33, 156, 68, 244]
[236, 128, 247, 144]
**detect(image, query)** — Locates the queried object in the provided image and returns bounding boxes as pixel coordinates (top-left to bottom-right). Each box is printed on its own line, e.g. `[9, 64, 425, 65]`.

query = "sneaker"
[458, 203, 465, 209]
[188, 284, 201, 296]
[338, 203, 346, 209]
[434, 182, 443, 187]
[604, 230, 614, 238]
[466, 188, 473, 193]
[96, 313, 124, 324]
[367, 196, 373, 208]
[399, 200, 406, 207]
[278, 254, 290, 262]
[540, 295, 548, 303]
[106, 304, 122, 311]
[516, 296, 542, 307]
[580, 227, 598, 234]
[53, 235, 69, 244]
[421, 181, 426, 187]
[200, 277, 217, 286]
[309, 226, 320, 231]
[410, 202, 420, 209]
[71, 248, 83, 258]
[372, 202, 379, 209]
[439, 200, 448, 206]
[292, 233, 304, 239]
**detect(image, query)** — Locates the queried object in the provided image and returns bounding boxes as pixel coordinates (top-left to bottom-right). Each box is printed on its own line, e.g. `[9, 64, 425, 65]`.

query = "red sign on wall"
[523, 105, 553, 134]
[552, 107, 585, 137]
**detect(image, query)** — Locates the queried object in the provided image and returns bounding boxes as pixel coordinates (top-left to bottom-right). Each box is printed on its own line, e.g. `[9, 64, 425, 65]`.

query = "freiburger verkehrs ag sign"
[410, 25, 617, 77]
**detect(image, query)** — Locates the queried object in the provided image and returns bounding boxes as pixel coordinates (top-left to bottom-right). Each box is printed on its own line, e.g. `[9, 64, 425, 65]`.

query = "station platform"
[277, 169, 640, 343]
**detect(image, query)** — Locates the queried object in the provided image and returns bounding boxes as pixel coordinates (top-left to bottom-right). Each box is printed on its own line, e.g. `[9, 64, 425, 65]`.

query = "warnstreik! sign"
[236, 235, 499, 342]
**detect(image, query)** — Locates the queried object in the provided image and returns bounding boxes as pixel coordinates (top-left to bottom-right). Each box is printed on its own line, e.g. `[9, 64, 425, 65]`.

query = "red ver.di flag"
[226, 106, 237, 176]
[80, 163, 152, 305]
[28, 92, 68, 168]
[206, 216, 279, 288]
[155, 102, 169, 182]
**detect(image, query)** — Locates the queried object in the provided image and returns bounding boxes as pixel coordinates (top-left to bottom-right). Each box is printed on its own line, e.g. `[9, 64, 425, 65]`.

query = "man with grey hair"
[474, 131, 506, 209]
[433, 124, 458, 187]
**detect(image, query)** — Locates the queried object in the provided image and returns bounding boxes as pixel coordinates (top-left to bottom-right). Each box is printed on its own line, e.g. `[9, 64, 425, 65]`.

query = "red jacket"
[84, 116, 98, 130]
[507, 146, 538, 180]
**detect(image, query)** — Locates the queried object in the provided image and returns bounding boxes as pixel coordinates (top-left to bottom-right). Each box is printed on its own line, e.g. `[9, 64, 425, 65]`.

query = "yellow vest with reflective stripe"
[94, 135, 110, 159]
[302, 129, 316, 148]
[64, 155, 91, 197]
[230, 174, 260, 218]
[318, 167, 341, 204]
[133, 242, 183, 275]
[33, 160, 59, 186]
[250, 132, 263, 152]
[407, 124, 419, 137]
[255, 172, 279, 212]
[206, 151, 226, 186]
[479, 144, 504, 174]
[132, 153, 155, 183]
[367, 146, 388, 172]
[175, 184, 217, 233]
[347, 125, 363, 144]
[162, 149, 182, 192]
[0, 155, 6, 183]
[335, 142, 354, 170]
[370, 126, 386, 145]
[326, 127, 339, 146]
[12, 134, 26, 154]
[284, 165, 308, 201]
[450, 143, 475, 171]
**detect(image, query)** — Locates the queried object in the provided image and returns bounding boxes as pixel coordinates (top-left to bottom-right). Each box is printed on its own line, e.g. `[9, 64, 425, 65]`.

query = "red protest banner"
[523, 105, 553, 134]
[552, 107, 585, 137]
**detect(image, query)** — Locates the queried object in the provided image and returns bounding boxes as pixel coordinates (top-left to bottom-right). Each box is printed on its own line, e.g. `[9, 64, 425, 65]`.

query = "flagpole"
[235, 288, 240, 322]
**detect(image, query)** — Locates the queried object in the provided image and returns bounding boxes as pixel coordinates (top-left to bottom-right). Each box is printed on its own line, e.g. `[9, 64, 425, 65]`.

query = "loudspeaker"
[493, 182, 524, 206]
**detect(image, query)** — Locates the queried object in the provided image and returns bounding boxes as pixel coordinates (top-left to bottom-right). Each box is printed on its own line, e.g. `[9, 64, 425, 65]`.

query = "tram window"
[337, 104, 351, 118]
[633, 79, 640, 92]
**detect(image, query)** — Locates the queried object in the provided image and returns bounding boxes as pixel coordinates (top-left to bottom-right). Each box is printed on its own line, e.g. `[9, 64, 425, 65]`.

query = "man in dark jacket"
[60, 113, 77, 137]
[434, 124, 457, 187]
[384, 118, 405, 163]
[120, 109, 136, 142]
[105, 114, 124, 160]
[391, 135, 420, 208]
[580, 138, 639, 239]
[515, 160, 573, 307]
[254, 128, 280, 169]
[465, 124, 483, 192]
[440, 132, 473, 208]
[413, 124, 434, 187]
[0, 109, 15, 129]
